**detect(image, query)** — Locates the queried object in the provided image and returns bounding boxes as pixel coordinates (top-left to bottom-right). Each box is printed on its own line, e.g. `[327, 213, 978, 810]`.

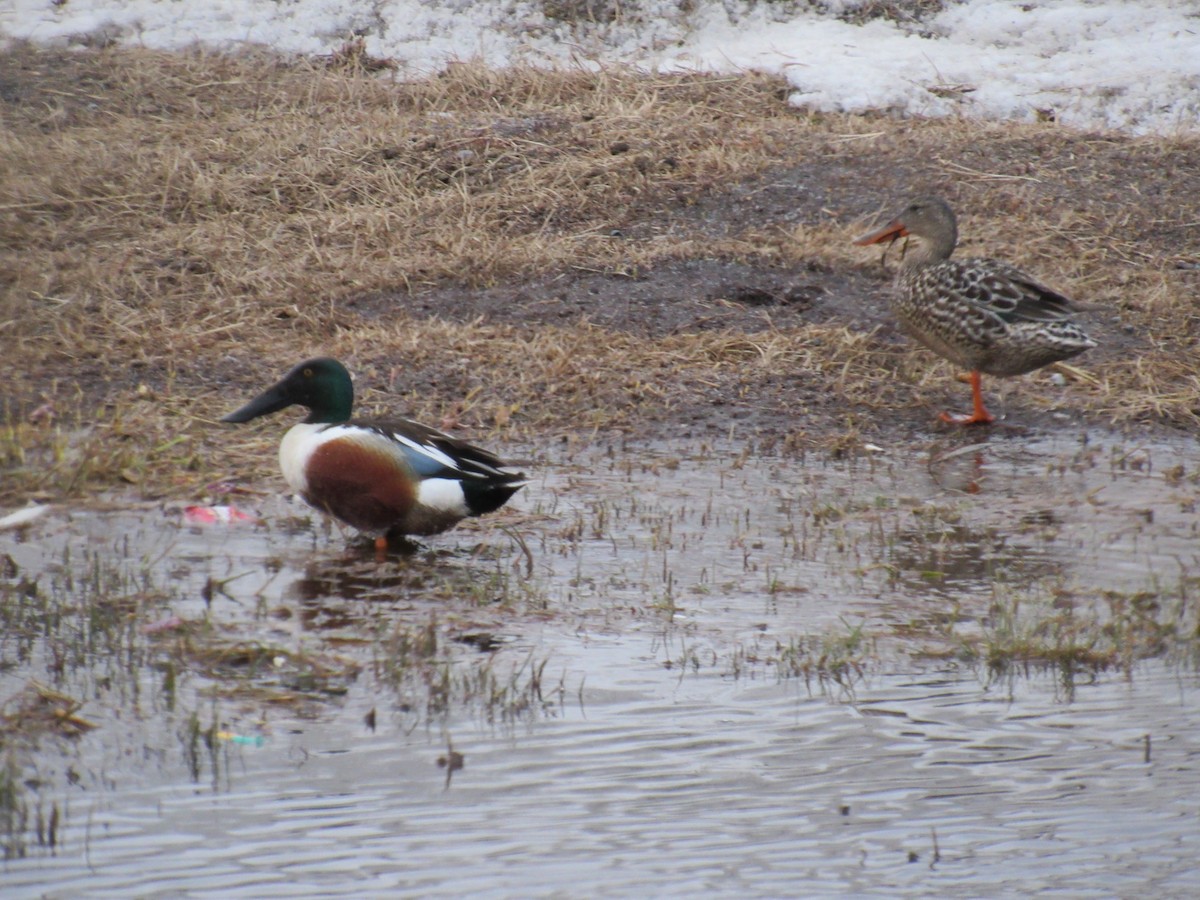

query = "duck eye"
[303, 368, 314, 378]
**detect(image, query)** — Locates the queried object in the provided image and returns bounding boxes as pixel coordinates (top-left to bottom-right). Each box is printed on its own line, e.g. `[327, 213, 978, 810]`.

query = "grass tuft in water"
[0, 752, 30, 860]
[775, 619, 873, 695]
[961, 582, 1200, 699]
[374, 614, 560, 726]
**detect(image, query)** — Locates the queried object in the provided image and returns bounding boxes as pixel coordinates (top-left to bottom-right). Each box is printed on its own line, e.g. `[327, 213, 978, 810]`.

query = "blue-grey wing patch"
[386, 430, 462, 477]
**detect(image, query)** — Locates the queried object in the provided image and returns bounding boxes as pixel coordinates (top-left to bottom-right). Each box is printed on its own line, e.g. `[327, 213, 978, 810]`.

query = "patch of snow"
[2, 0, 1198, 133]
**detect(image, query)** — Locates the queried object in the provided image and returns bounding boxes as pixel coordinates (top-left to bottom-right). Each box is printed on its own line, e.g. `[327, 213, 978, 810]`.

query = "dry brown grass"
[2, 45, 1198, 504]
[1, 48, 801, 327]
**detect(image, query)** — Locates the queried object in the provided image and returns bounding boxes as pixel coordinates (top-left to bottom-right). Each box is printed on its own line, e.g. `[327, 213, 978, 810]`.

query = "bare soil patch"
[1, 45, 1198, 502]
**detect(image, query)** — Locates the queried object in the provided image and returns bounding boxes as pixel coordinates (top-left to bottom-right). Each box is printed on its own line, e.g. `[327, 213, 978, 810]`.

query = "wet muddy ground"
[3, 427, 1199, 895]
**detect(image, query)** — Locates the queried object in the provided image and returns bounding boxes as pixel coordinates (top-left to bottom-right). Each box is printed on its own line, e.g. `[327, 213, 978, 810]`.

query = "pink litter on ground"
[183, 505, 257, 525]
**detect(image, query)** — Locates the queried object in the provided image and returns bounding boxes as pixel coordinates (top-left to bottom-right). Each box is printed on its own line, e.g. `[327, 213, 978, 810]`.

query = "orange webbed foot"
[937, 371, 995, 426]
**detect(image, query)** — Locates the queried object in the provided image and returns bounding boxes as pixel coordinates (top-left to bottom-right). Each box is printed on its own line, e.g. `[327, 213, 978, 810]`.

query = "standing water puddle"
[1, 429, 1198, 896]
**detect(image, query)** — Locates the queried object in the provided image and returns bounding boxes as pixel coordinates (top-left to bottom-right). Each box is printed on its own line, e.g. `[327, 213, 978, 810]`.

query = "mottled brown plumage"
[854, 196, 1095, 425]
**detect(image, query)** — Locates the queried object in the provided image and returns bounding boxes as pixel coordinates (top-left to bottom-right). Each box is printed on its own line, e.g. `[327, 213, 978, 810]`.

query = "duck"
[221, 357, 527, 554]
[853, 196, 1095, 425]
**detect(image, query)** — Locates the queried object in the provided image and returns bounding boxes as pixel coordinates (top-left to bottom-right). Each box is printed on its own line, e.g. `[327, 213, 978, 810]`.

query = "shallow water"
[2, 428, 1199, 897]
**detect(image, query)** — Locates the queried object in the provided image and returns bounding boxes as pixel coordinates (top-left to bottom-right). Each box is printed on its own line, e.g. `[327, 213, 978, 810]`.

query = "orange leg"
[938, 371, 995, 426]
[374, 535, 388, 562]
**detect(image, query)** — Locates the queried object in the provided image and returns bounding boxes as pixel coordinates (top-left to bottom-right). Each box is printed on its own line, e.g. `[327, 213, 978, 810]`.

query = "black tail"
[462, 475, 527, 517]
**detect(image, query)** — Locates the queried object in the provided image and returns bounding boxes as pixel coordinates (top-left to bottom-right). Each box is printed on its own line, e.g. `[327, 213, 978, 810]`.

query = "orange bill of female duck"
[221, 357, 527, 556]
[853, 196, 1096, 425]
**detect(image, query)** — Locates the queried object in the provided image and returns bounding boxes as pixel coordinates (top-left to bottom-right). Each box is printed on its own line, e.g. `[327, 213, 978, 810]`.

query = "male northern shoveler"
[853, 196, 1096, 425]
[221, 357, 527, 554]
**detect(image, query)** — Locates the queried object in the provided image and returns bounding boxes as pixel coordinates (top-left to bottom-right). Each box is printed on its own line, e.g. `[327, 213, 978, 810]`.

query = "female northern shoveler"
[853, 196, 1096, 425]
[221, 357, 526, 554]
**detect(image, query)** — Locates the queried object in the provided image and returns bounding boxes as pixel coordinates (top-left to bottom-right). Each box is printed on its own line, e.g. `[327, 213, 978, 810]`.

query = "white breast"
[278, 422, 334, 494]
